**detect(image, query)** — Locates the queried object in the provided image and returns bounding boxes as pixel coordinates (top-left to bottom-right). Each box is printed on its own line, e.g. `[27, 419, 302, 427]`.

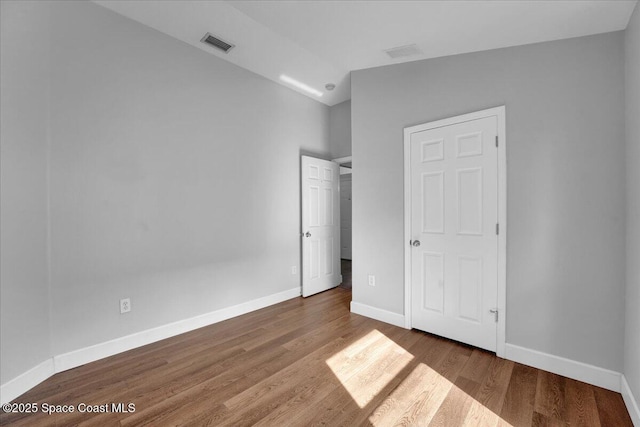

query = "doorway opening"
[334, 156, 352, 291]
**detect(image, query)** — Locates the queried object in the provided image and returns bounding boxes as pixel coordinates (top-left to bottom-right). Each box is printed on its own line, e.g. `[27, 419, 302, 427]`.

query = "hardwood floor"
[1, 288, 632, 426]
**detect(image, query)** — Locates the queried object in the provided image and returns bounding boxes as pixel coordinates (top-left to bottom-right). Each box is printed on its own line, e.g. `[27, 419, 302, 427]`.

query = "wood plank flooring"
[0, 288, 632, 426]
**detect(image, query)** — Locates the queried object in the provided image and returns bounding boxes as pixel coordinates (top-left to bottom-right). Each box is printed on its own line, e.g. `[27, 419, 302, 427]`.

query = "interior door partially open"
[301, 156, 341, 297]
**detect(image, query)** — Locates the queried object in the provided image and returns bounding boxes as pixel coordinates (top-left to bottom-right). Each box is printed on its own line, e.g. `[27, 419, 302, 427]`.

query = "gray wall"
[46, 1, 330, 356]
[1, 0, 331, 381]
[625, 2, 640, 409]
[0, 1, 53, 384]
[329, 100, 352, 158]
[351, 32, 626, 371]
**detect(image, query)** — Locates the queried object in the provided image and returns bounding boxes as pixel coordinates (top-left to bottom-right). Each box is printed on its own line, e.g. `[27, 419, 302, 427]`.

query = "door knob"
[305, 231, 311, 238]
[412, 240, 421, 247]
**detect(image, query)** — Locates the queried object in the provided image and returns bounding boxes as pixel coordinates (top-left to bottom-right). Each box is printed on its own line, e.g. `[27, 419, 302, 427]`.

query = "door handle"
[412, 240, 421, 247]
[305, 231, 311, 238]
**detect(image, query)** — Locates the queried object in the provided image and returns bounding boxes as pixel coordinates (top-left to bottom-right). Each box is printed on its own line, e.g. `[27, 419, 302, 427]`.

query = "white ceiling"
[93, 0, 637, 106]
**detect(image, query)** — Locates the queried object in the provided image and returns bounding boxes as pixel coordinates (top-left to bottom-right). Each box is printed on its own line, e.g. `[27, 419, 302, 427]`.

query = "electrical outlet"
[120, 298, 131, 314]
[368, 275, 375, 287]
[291, 266, 297, 275]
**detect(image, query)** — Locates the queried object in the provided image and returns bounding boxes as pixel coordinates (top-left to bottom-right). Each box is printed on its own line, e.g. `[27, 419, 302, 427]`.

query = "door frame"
[332, 156, 352, 176]
[403, 106, 507, 358]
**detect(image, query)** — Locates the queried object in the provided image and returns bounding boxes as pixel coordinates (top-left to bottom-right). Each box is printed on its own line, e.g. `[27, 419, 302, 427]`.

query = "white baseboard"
[504, 343, 621, 392]
[1, 287, 300, 404]
[350, 301, 406, 329]
[54, 287, 300, 372]
[0, 359, 54, 404]
[622, 375, 640, 426]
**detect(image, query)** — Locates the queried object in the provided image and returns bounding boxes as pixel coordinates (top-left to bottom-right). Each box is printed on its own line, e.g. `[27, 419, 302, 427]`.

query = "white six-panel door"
[408, 114, 500, 352]
[301, 156, 341, 297]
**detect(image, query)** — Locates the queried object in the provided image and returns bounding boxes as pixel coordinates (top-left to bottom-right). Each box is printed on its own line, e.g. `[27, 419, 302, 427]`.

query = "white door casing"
[404, 107, 506, 356]
[301, 156, 341, 297]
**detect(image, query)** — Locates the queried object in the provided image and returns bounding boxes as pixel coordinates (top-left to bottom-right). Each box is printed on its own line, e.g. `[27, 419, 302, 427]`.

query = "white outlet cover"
[368, 275, 375, 286]
[291, 266, 297, 275]
[120, 298, 131, 314]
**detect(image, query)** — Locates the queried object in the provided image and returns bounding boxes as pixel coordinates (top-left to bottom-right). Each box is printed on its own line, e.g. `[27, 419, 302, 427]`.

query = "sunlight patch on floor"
[463, 399, 514, 426]
[368, 362, 453, 424]
[325, 329, 414, 408]
[368, 363, 514, 426]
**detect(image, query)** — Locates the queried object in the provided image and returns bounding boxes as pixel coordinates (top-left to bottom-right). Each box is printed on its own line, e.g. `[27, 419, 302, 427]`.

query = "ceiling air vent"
[200, 33, 235, 53]
[384, 44, 422, 59]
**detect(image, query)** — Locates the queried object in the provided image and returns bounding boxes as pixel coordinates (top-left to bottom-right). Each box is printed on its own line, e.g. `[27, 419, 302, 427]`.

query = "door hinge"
[495, 135, 499, 147]
[496, 223, 499, 235]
